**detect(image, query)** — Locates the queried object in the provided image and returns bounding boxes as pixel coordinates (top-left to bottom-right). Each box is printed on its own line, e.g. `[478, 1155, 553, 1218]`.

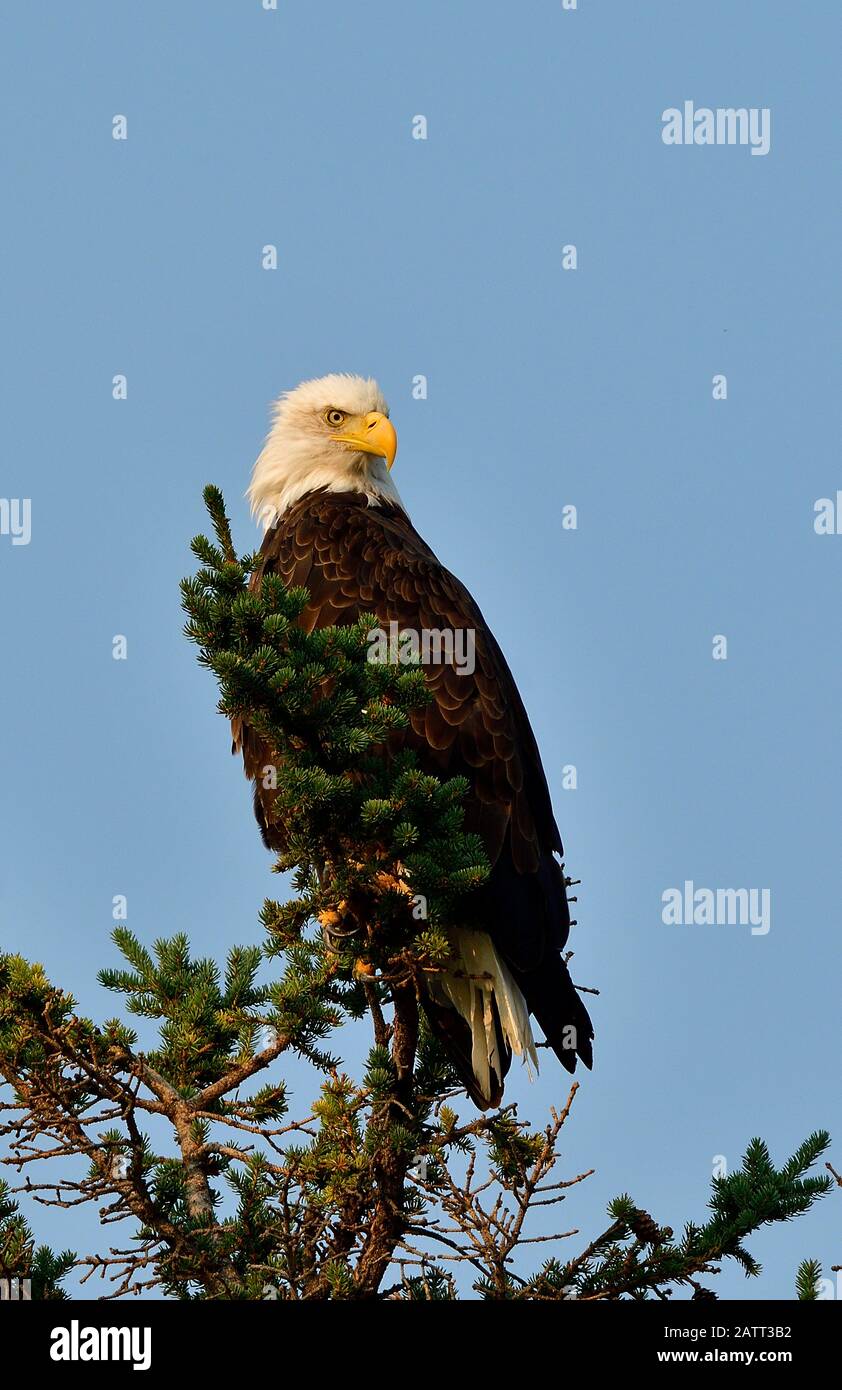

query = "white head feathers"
[247, 374, 405, 529]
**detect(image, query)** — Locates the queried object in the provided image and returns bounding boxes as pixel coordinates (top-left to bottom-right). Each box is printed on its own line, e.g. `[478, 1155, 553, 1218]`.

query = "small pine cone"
[629, 1209, 660, 1244]
[692, 1286, 718, 1302]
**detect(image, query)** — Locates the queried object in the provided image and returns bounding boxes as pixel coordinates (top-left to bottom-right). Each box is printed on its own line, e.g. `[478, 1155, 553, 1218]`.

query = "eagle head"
[247, 374, 402, 528]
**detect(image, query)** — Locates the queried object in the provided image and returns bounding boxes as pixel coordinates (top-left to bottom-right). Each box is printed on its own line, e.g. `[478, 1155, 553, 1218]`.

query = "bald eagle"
[234, 374, 593, 1109]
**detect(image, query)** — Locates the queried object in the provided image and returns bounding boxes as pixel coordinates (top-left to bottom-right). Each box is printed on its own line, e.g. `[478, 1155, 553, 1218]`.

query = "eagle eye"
[325, 409, 346, 428]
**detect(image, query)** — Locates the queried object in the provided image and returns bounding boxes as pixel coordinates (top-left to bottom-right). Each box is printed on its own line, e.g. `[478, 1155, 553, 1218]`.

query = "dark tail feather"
[486, 845, 594, 1074]
[514, 949, 594, 1073]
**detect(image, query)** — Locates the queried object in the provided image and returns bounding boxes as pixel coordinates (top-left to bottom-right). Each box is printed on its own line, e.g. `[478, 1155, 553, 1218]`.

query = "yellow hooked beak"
[331, 411, 398, 470]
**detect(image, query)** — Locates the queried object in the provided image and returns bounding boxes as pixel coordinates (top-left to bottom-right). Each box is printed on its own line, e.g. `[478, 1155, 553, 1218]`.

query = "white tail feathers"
[427, 929, 539, 1103]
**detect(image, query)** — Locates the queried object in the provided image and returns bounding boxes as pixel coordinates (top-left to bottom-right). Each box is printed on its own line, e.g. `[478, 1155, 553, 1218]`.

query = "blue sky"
[1, 0, 840, 1299]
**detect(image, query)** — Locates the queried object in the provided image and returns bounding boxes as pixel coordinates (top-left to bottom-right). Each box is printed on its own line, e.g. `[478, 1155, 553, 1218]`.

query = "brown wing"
[235, 491, 558, 868]
[233, 490, 593, 1073]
